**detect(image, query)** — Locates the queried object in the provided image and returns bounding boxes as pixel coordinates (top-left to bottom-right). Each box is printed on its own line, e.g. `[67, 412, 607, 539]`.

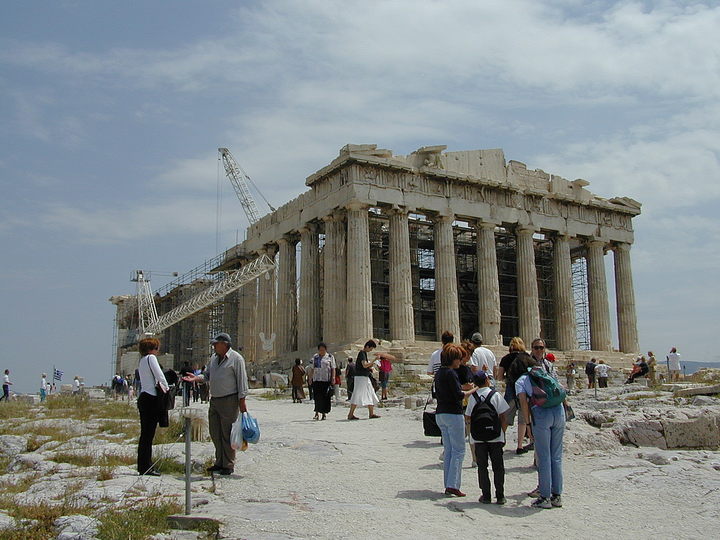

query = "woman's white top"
[138, 354, 169, 396]
[41, 377, 47, 390]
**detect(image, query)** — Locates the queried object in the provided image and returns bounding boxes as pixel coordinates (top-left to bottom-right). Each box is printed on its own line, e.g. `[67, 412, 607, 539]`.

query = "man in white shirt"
[469, 333, 496, 378]
[667, 347, 682, 381]
[465, 371, 509, 504]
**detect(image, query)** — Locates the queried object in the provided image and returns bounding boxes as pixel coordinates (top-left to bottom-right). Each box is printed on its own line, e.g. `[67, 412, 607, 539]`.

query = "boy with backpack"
[465, 371, 509, 504]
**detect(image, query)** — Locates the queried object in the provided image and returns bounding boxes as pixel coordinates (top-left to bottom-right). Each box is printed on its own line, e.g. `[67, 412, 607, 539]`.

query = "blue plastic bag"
[241, 411, 260, 444]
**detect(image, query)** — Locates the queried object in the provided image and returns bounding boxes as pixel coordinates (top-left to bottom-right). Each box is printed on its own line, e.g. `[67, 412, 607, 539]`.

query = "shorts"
[505, 397, 528, 426]
[379, 371, 390, 388]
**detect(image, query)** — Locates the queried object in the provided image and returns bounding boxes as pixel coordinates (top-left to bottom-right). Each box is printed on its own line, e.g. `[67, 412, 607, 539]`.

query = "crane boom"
[135, 254, 275, 336]
[219, 147, 262, 225]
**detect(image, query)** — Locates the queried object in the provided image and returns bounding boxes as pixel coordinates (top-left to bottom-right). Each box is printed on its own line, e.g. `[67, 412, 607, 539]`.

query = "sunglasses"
[532, 346, 545, 350]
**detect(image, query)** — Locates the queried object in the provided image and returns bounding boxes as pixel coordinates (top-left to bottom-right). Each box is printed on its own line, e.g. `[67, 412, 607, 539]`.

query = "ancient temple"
[211, 144, 640, 365]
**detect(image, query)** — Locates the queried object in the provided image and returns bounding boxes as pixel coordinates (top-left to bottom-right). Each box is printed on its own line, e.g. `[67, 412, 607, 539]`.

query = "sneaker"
[531, 497, 552, 509]
[527, 487, 540, 498]
[496, 497, 507, 505]
[444, 488, 466, 497]
[478, 496, 492, 504]
[550, 494, 563, 507]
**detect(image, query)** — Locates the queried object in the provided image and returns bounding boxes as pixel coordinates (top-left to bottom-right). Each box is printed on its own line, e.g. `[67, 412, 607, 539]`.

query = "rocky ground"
[1, 382, 719, 539]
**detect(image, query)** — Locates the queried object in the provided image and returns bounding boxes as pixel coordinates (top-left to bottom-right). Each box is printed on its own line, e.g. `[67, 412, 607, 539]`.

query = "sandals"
[347, 415, 360, 420]
[369, 415, 381, 419]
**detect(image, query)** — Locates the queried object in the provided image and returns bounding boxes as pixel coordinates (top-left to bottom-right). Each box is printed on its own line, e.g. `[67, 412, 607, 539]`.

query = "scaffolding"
[571, 256, 591, 350]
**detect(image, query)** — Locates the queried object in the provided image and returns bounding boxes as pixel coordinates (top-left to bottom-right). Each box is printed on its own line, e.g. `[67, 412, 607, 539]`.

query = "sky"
[1, 0, 718, 393]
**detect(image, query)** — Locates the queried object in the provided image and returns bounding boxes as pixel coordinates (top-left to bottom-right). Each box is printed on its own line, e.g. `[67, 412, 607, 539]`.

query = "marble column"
[298, 224, 321, 350]
[255, 245, 277, 361]
[476, 221, 501, 345]
[346, 203, 373, 342]
[322, 213, 347, 344]
[433, 214, 460, 340]
[276, 235, 297, 354]
[586, 239, 613, 351]
[388, 207, 415, 341]
[552, 233, 577, 350]
[237, 263, 258, 359]
[516, 227, 541, 345]
[614, 242, 639, 353]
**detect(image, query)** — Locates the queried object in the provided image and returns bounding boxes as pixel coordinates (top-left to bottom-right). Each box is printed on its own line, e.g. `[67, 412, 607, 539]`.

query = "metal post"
[182, 383, 192, 515]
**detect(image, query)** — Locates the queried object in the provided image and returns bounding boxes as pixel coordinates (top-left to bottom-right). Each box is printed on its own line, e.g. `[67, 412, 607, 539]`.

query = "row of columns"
[263, 205, 639, 355]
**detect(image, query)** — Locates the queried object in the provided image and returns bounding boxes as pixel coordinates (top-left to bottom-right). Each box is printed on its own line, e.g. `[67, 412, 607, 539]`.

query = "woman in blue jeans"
[516, 348, 566, 509]
[434, 344, 478, 497]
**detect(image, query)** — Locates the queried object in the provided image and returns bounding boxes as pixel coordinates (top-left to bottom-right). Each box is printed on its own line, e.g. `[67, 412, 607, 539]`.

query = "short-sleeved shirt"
[427, 348, 442, 374]
[667, 353, 681, 371]
[515, 374, 534, 405]
[354, 351, 371, 378]
[465, 387, 510, 444]
[595, 363, 610, 377]
[310, 353, 336, 382]
[470, 347, 496, 374]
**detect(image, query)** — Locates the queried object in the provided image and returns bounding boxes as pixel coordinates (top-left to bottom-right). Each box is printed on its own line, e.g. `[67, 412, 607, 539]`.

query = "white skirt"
[350, 376, 379, 407]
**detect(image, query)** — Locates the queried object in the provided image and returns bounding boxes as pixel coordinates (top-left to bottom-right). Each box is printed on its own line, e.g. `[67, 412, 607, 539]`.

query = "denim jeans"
[532, 404, 565, 498]
[436, 413, 466, 489]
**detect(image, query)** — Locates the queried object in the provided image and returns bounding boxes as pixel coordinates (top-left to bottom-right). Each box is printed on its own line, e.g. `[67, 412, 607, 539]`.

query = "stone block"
[0, 435, 27, 457]
[662, 415, 720, 449]
[673, 384, 720, 398]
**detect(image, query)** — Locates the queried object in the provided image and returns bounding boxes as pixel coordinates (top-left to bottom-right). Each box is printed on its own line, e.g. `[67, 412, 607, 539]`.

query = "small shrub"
[50, 452, 95, 467]
[99, 452, 135, 467]
[97, 498, 183, 540]
[4, 500, 93, 540]
[96, 466, 114, 481]
[154, 457, 186, 476]
[154, 419, 186, 445]
[0, 401, 32, 420]
[0, 472, 40, 494]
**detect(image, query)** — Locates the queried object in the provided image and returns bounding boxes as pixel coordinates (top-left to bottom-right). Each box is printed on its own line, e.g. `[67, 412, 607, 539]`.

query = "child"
[465, 371, 509, 504]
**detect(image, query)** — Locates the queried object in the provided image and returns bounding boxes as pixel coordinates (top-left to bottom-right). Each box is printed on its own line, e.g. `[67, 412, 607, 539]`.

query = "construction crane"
[134, 254, 275, 336]
[219, 147, 275, 225]
[129, 148, 277, 339]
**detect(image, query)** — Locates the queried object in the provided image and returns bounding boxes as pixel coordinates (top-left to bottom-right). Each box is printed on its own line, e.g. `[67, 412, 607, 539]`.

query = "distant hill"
[673, 360, 720, 375]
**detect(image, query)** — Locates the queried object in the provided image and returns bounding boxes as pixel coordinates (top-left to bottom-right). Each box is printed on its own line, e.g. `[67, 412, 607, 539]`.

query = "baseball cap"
[211, 333, 232, 344]
[470, 332, 483, 344]
[473, 371, 488, 386]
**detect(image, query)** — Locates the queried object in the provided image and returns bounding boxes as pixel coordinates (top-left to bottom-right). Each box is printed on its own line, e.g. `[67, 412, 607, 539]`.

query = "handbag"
[422, 395, 442, 437]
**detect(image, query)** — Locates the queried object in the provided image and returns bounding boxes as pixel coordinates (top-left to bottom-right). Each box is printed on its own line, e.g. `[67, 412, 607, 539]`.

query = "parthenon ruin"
[112, 144, 641, 373]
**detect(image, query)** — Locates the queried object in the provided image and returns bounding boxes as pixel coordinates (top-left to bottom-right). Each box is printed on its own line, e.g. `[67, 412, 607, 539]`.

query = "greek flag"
[53, 369, 63, 381]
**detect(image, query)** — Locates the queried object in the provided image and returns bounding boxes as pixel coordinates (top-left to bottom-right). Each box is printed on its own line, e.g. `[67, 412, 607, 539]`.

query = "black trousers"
[137, 392, 161, 474]
[475, 441, 505, 499]
[313, 381, 332, 413]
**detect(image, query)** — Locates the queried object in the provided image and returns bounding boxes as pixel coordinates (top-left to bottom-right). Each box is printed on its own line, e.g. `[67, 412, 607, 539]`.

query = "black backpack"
[470, 390, 501, 441]
[506, 354, 527, 386]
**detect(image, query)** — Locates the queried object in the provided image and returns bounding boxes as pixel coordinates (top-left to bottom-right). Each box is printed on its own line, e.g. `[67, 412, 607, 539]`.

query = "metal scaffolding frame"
[571, 256, 591, 350]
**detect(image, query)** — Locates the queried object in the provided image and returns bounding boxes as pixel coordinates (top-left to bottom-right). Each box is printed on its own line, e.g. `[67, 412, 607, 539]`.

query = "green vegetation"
[97, 499, 185, 540]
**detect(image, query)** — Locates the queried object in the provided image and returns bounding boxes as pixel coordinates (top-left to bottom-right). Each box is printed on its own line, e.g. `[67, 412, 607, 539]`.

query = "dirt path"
[182, 394, 719, 539]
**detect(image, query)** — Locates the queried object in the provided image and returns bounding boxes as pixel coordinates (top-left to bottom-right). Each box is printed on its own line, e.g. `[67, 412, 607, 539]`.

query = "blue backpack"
[528, 366, 566, 408]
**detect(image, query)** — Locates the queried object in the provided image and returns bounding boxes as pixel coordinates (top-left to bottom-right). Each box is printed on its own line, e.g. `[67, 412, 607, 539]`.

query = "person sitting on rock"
[625, 356, 649, 384]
